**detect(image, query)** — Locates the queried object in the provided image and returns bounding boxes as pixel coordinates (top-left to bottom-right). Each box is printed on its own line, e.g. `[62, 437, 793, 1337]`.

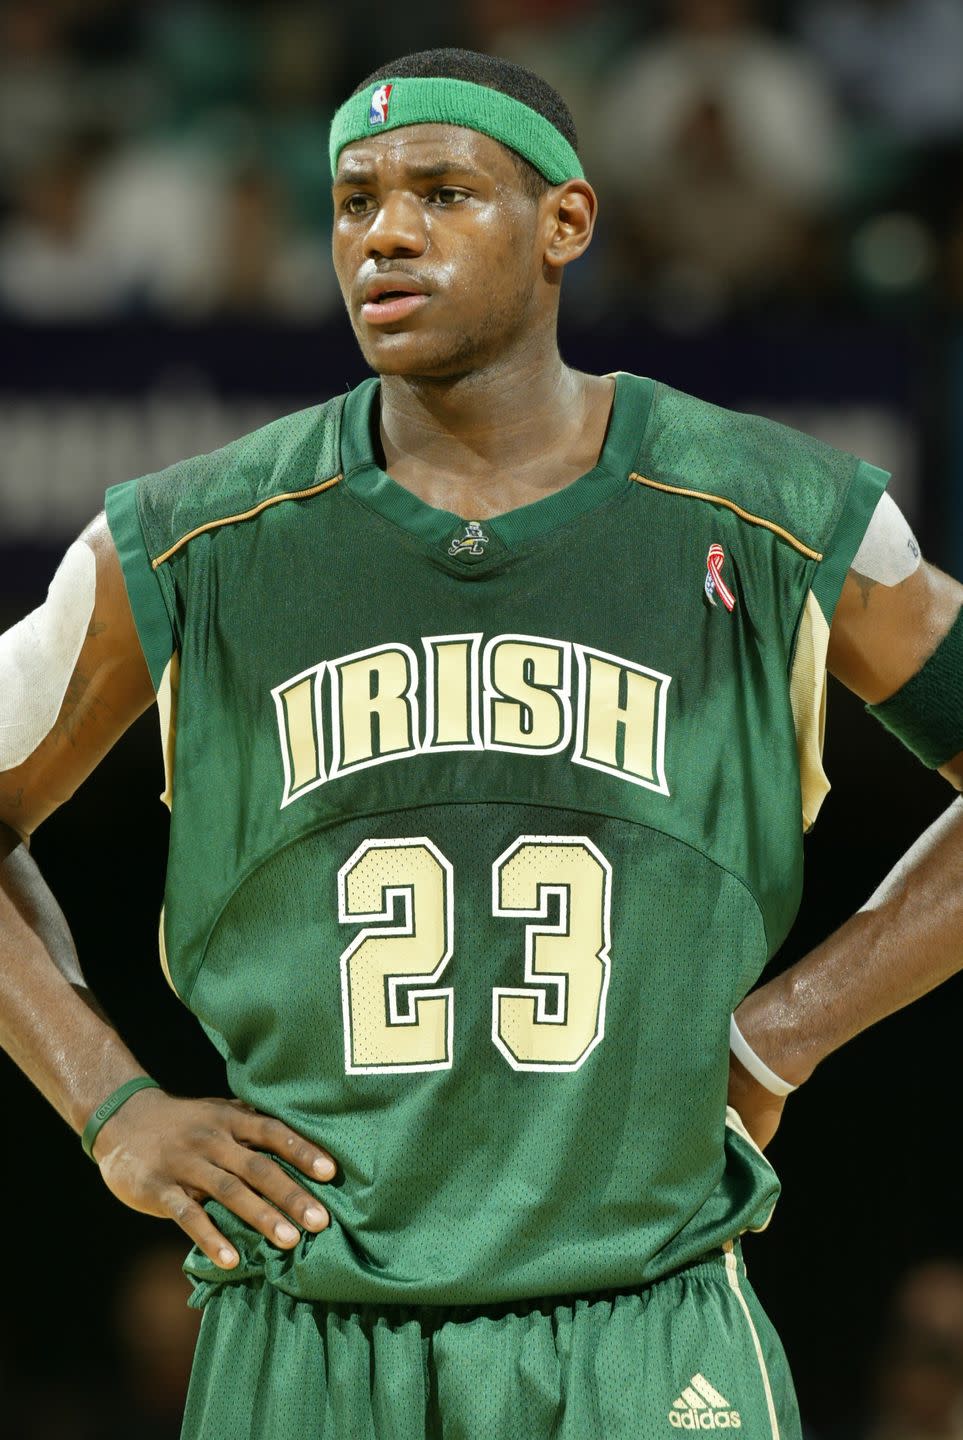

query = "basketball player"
[1, 49, 961, 1440]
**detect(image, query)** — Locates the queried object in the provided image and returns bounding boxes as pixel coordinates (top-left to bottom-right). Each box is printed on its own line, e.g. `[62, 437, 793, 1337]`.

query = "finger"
[200, 1163, 323, 1248]
[230, 1148, 330, 1233]
[164, 1187, 240, 1270]
[231, 1110, 337, 1182]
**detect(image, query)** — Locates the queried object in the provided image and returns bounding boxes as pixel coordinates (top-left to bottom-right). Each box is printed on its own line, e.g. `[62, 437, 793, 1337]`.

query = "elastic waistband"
[192, 1243, 741, 1326]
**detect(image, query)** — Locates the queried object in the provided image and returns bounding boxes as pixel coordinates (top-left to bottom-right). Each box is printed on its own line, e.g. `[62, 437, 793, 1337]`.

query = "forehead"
[334, 123, 518, 183]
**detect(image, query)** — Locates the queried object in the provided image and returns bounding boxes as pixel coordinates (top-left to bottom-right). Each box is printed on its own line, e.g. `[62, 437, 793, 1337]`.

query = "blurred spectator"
[257, 3, 343, 233]
[818, 1260, 963, 1440]
[91, 1241, 202, 1440]
[142, 1, 262, 127]
[0, 2, 89, 179]
[0, 128, 226, 319]
[868, 1262, 963, 1440]
[797, 0, 963, 146]
[469, 0, 629, 149]
[209, 164, 337, 320]
[592, 0, 841, 322]
[83, 134, 335, 320]
[0, 0, 151, 181]
[0, 127, 336, 322]
[80, 136, 231, 315]
[0, 135, 135, 320]
[3, 1241, 199, 1440]
[0, 2, 341, 322]
[796, 0, 963, 301]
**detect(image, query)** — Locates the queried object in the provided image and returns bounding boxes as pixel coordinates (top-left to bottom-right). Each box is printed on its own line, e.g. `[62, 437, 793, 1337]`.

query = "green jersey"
[106, 372, 886, 1308]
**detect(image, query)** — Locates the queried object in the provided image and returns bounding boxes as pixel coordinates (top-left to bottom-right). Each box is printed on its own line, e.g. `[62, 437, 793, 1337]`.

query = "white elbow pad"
[0, 540, 97, 770]
[851, 490, 921, 587]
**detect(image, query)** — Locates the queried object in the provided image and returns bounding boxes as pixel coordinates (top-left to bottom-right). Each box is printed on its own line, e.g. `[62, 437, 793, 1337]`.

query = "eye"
[429, 187, 470, 206]
[343, 193, 376, 216]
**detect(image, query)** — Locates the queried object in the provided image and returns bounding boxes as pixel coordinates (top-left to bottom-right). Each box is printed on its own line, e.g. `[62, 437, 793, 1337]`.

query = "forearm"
[736, 796, 963, 1086]
[0, 824, 336, 1269]
[0, 824, 147, 1134]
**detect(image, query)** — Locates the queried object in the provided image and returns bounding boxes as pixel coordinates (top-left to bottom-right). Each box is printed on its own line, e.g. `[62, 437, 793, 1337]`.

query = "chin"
[362, 339, 482, 379]
[350, 310, 485, 374]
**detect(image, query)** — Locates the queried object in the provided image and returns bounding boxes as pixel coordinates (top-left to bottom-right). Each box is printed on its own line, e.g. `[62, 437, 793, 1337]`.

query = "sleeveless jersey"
[106, 372, 887, 1307]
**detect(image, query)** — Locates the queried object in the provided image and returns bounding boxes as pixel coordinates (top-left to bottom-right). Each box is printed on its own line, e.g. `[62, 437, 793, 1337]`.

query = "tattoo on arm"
[49, 612, 113, 746]
[852, 571, 880, 609]
[52, 666, 113, 748]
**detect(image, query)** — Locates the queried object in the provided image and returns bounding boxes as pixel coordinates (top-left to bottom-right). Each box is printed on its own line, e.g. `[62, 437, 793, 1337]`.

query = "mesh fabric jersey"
[106, 371, 886, 1309]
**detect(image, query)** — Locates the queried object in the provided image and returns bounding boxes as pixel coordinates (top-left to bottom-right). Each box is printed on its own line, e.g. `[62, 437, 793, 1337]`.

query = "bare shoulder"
[0, 515, 156, 838]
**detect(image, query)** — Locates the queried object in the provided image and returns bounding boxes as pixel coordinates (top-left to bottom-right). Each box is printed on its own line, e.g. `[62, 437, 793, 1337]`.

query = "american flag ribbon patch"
[704, 543, 736, 611]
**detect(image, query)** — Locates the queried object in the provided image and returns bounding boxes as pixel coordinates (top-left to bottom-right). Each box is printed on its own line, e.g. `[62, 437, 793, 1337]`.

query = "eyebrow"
[334, 161, 485, 186]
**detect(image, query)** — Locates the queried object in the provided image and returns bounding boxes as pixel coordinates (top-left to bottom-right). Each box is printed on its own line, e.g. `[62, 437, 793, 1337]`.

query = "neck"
[378, 345, 587, 479]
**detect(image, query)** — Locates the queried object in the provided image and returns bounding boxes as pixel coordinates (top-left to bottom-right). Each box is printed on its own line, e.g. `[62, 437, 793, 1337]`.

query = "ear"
[542, 180, 598, 274]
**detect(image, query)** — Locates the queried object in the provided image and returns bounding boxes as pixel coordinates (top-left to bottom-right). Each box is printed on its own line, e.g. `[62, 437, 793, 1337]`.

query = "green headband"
[329, 76, 584, 185]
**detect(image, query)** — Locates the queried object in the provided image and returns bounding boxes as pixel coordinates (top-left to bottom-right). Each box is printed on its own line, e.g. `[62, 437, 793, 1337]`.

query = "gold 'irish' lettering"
[272, 631, 671, 808]
[281, 676, 321, 792]
[272, 665, 325, 806]
[332, 643, 419, 773]
[484, 636, 570, 753]
[423, 634, 481, 749]
[573, 644, 670, 794]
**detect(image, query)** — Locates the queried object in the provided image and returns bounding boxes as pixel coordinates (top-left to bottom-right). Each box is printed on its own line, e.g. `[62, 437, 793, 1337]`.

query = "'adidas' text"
[668, 1412, 741, 1430]
[668, 1374, 742, 1429]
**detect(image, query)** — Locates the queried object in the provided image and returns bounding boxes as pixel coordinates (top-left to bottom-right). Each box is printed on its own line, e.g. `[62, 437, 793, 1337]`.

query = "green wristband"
[867, 603, 963, 768]
[81, 1077, 161, 1161]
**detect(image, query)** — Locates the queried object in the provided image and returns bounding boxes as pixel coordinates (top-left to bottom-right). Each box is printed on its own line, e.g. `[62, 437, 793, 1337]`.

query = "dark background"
[2, 2, 963, 1436]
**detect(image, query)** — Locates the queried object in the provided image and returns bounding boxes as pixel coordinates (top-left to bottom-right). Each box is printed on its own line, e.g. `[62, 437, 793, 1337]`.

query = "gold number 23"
[338, 835, 611, 1075]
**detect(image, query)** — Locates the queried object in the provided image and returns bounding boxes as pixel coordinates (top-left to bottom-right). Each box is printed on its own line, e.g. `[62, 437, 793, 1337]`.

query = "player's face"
[331, 125, 547, 377]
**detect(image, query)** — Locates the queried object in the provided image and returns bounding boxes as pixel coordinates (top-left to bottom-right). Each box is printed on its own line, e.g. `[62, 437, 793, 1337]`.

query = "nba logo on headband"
[369, 84, 393, 126]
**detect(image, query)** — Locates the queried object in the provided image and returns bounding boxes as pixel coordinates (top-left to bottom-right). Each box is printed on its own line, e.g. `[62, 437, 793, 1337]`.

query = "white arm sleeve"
[0, 540, 97, 770]
[851, 490, 921, 587]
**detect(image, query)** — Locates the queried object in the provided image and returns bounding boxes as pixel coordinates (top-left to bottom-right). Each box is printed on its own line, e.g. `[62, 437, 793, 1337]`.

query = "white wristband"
[729, 1015, 798, 1097]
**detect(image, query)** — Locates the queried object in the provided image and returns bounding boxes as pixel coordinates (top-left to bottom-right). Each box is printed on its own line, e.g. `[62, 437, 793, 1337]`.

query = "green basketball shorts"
[182, 1241, 800, 1439]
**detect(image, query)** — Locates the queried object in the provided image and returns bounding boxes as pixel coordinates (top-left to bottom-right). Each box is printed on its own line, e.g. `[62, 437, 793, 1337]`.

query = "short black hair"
[351, 47, 578, 200]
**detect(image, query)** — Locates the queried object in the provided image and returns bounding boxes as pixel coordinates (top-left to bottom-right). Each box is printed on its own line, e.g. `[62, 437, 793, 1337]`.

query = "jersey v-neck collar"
[338, 371, 653, 554]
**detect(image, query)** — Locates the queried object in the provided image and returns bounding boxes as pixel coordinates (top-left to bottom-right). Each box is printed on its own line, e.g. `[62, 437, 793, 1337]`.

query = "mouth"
[360, 280, 430, 326]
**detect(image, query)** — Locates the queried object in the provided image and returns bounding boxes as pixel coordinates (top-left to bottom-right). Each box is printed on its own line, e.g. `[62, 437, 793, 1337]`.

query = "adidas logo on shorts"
[668, 1373, 742, 1429]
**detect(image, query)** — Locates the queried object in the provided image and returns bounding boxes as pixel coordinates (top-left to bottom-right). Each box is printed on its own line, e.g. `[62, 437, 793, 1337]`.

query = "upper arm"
[0, 515, 156, 838]
[827, 558, 963, 790]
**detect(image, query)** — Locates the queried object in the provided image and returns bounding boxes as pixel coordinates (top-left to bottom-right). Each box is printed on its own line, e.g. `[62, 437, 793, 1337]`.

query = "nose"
[363, 191, 428, 260]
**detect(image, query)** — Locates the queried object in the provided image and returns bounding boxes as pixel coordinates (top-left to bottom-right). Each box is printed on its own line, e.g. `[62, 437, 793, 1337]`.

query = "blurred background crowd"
[2, 2, 963, 1438]
[3, 0, 963, 325]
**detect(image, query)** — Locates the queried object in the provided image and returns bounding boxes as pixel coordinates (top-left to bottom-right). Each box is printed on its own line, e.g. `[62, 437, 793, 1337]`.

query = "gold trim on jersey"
[158, 905, 178, 995]
[629, 473, 823, 561]
[156, 652, 179, 812]
[151, 474, 343, 569]
[789, 591, 832, 831]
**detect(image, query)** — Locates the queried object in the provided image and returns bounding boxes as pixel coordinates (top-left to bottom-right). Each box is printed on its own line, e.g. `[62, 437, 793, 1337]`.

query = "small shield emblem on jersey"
[704, 543, 736, 611]
[448, 521, 490, 557]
